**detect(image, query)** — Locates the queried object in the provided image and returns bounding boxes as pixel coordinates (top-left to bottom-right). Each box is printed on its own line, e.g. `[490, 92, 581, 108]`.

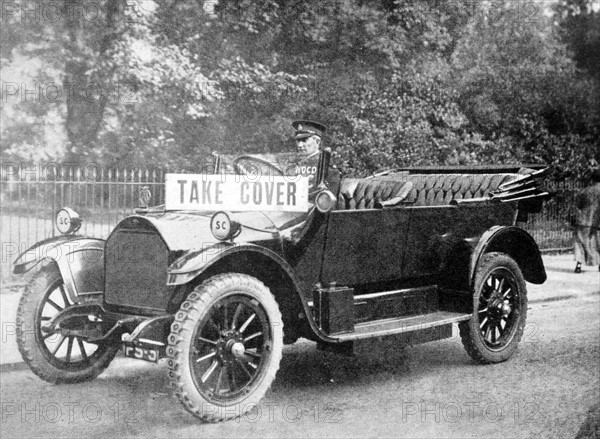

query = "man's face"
[296, 135, 320, 155]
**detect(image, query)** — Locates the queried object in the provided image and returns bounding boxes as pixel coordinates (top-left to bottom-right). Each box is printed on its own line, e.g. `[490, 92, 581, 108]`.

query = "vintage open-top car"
[13, 149, 549, 421]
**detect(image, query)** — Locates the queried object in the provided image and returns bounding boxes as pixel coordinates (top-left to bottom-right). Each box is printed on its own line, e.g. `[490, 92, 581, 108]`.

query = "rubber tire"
[166, 273, 284, 422]
[16, 264, 119, 383]
[459, 252, 528, 364]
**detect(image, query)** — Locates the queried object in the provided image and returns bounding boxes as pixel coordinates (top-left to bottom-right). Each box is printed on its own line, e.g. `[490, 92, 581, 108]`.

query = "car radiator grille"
[104, 229, 170, 311]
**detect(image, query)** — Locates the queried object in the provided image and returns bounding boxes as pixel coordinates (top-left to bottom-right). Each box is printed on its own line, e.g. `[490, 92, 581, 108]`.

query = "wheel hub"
[214, 331, 247, 363]
[488, 298, 511, 320]
[486, 281, 514, 321]
[229, 341, 245, 358]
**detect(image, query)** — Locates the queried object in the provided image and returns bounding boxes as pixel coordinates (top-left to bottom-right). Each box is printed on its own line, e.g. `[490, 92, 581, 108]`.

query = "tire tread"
[167, 273, 283, 422]
[458, 252, 528, 364]
[16, 265, 118, 384]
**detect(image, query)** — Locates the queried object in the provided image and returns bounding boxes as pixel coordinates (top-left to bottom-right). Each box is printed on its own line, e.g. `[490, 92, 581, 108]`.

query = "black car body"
[13, 149, 549, 421]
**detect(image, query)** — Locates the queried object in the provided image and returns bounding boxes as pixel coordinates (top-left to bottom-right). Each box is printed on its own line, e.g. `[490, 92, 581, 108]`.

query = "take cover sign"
[165, 174, 310, 212]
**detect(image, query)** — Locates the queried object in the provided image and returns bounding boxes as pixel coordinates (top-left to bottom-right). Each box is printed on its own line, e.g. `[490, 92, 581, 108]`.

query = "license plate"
[123, 344, 159, 363]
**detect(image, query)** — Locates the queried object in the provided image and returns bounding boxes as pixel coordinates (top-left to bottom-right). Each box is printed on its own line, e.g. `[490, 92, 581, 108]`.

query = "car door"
[400, 203, 518, 279]
[400, 206, 460, 279]
[320, 208, 410, 286]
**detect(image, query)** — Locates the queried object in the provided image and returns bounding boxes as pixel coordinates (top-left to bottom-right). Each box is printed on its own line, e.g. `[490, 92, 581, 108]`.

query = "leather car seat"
[337, 173, 517, 210]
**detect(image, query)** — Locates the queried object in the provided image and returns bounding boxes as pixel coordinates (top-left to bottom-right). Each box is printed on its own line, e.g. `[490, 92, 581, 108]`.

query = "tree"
[555, 0, 600, 84]
[2, 0, 597, 178]
[451, 0, 600, 177]
[1, 0, 219, 166]
[154, 0, 481, 175]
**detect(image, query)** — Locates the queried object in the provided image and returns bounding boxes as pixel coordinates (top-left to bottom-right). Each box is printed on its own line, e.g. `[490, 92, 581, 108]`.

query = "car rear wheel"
[167, 273, 283, 422]
[459, 252, 527, 364]
[16, 263, 119, 383]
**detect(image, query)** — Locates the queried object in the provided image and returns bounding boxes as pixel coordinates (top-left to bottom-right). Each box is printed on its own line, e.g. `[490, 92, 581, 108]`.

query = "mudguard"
[166, 242, 340, 343]
[12, 235, 105, 302]
[167, 242, 298, 287]
[470, 226, 546, 285]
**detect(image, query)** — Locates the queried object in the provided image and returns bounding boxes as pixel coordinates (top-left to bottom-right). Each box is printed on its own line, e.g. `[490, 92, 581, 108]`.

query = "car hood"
[113, 210, 311, 252]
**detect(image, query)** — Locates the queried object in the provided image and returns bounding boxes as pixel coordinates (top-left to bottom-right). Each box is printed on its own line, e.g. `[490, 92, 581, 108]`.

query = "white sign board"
[165, 174, 310, 212]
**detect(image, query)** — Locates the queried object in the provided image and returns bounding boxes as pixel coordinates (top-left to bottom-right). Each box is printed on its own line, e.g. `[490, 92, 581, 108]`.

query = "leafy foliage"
[1, 0, 598, 179]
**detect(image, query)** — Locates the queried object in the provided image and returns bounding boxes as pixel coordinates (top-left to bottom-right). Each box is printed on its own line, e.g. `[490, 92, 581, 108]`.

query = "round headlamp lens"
[56, 208, 82, 234]
[315, 190, 336, 213]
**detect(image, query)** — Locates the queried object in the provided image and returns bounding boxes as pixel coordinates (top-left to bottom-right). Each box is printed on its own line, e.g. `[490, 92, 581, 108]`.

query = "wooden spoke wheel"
[459, 252, 528, 363]
[167, 274, 283, 422]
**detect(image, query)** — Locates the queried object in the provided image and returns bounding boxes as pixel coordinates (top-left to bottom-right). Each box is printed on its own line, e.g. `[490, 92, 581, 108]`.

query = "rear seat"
[337, 173, 517, 210]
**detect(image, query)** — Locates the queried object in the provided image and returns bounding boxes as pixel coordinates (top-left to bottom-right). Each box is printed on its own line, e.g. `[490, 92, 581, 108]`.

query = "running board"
[354, 285, 439, 323]
[333, 311, 472, 342]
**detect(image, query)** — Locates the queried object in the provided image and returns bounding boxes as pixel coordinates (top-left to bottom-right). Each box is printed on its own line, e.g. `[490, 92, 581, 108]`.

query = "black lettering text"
[276, 182, 284, 205]
[253, 182, 262, 205]
[265, 182, 275, 204]
[287, 182, 297, 205]
[215, 181, 223, 204]
[202, 180, 212, 204]
[240, 182, 249, 204]
[178, 180, 187, 203]
[189, 181, 199, 203]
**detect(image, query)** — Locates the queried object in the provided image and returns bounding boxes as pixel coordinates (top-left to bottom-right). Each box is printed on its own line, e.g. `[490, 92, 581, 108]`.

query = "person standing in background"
[573, 169, 600, 273]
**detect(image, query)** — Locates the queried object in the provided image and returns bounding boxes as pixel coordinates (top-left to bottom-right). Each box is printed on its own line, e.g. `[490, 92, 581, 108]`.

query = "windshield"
[212, 152, 314, 177]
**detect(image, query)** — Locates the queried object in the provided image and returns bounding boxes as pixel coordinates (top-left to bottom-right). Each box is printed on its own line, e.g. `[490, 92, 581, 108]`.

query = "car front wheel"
[167, 273, 283, 422]
[459, 252, 528, 364]
[16, 263, 119, 383]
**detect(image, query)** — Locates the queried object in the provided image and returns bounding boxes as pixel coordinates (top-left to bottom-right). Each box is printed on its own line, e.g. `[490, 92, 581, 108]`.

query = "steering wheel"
[232, 155, 285, 177]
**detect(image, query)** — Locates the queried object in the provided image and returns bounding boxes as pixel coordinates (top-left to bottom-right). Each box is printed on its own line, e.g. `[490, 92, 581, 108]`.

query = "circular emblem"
[211, 211, 232, 240]
[55, 207, 82, 234]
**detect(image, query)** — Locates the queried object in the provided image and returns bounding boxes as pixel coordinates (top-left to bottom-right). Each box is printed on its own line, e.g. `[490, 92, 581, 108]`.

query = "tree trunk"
[63, 0, 119, 160]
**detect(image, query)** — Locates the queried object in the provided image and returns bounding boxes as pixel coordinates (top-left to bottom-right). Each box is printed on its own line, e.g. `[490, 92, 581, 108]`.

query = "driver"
[291, 119, 326, 186]
[293, 120, 325, 157]
[290, 119, 340, 196]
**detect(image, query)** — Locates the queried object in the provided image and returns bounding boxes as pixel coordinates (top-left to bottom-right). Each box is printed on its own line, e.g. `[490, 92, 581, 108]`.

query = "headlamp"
[56, 207, 82, 234]
[315, 190, 337, 213]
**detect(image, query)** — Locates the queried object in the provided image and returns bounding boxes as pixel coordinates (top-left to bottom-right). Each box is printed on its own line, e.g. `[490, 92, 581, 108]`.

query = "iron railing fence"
[1, 165, 165, 280]
[0, 163, 584, 281]
[520, 179, 584, 250]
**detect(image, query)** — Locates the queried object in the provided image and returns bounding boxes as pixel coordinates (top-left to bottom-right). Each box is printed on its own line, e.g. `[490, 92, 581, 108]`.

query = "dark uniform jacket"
[573, 182, 600, 266]
[292, 151, 341, 196]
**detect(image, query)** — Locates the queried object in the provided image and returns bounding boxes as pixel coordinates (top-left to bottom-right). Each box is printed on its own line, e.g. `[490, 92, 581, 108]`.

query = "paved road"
[1, 289, 598, 438]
